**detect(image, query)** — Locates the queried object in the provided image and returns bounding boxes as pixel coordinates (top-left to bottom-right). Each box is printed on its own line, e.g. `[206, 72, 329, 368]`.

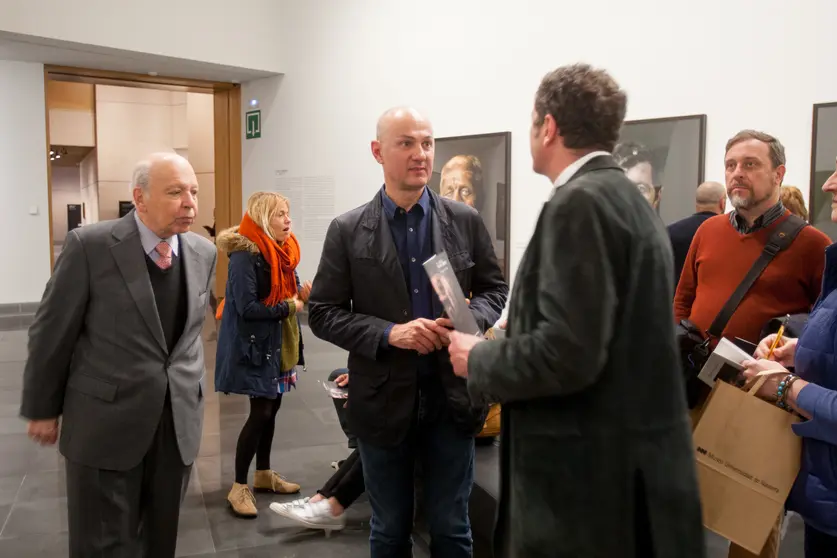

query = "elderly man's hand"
[28, 418, 59, 446]
[449, 331, 484, 378]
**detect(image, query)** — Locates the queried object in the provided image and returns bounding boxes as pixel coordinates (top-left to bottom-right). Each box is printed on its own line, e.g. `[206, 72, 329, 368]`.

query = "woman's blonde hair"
[781, 185, 808, 222]
[246, 191, 290, 241]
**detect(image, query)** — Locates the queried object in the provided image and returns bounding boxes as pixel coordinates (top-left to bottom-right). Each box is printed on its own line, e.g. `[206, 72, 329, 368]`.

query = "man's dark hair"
[725, 129, 786, 169]
[534, 63, 627, 152]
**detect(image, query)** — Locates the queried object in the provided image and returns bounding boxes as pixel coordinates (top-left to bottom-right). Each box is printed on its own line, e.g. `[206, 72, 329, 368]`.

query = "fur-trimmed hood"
[216, 226, 260, 254]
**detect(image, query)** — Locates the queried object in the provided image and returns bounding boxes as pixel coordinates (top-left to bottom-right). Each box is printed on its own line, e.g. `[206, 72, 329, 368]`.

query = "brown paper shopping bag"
[692, 373, 802, 554]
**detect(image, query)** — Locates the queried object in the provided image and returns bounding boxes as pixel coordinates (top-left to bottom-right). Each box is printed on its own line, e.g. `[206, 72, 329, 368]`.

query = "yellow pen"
[766, 321, 786, 361]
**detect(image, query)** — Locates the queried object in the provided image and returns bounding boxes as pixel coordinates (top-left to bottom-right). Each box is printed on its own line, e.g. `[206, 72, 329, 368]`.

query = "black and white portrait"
[810, 102, 837, 239]
[614, 115, 706, 225]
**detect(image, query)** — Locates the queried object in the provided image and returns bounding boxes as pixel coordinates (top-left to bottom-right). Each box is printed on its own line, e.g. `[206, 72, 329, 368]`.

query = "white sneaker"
[282, 496, 311, 508]
[270, 499, 346, 534]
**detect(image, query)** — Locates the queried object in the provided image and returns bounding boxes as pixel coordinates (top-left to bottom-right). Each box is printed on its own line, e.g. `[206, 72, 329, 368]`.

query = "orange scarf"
[215, 212, 301, 320]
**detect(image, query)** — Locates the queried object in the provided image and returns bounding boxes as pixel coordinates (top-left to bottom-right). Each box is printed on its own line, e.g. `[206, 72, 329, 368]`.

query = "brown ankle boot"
[253, 470, 301, 494]
[227, 482, 258, 518]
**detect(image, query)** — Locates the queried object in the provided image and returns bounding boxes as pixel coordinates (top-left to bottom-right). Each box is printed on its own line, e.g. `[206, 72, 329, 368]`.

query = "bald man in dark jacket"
[668, 181, 726, 286]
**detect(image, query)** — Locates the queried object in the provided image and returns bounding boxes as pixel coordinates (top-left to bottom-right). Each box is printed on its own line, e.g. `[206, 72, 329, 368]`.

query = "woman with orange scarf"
[214, 192, 312, 519]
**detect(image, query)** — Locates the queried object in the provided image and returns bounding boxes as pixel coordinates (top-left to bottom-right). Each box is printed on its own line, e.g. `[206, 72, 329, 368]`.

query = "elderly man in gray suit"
[20, 152, 217, 557]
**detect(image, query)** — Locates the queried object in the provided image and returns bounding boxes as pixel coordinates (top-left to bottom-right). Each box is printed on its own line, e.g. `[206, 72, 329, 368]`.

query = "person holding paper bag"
[448, 63, 704, 558]
[741, 158, 837, 557]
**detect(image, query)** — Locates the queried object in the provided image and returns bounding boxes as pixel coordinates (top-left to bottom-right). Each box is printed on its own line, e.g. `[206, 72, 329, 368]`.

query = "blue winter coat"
[787, 242, 837, 534]
[214, 227, 304, 399]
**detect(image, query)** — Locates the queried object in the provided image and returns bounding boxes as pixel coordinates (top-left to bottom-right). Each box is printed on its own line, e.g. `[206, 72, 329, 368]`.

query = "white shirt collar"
[133, 210, 179, 257]
[552, 151, 612, 191]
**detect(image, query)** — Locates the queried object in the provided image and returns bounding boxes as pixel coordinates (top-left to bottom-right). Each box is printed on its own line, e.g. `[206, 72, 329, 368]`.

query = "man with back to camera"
[20, 152, 217, 557]
[674, 130, 831, 558]
[667, 180, 727, 286]
[307, 106, 508, 557]
[447, 63, 705, 558]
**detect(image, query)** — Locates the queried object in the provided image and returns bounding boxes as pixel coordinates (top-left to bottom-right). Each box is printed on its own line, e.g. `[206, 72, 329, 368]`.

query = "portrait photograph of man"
[429, 132, 511, 278]
[810, 102, 837, 240]
[615, 115, 706, 225]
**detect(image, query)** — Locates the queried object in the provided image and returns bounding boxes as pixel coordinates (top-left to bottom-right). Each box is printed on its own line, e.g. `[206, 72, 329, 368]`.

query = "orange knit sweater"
[674, 212, 831, 344]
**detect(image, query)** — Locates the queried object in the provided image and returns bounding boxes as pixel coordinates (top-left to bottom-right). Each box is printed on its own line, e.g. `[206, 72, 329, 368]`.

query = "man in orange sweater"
[675, 130, 830, 349]
[676, 130, 830, 558]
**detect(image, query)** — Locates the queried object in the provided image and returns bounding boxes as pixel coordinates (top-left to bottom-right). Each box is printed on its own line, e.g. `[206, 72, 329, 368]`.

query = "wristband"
[776, 374, 799, 410]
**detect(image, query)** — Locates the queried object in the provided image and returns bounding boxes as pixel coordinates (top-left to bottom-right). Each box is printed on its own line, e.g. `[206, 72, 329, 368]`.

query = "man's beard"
[729, 186, 773, 211]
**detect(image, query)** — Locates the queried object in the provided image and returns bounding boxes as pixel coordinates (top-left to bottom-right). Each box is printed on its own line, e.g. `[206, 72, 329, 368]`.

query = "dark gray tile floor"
[0, 319, 808, 557]
[0, 320, 423, 557]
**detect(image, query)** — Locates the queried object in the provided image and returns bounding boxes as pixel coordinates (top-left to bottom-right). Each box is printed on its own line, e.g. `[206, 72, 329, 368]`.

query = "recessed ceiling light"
[148, 71, 158, 76]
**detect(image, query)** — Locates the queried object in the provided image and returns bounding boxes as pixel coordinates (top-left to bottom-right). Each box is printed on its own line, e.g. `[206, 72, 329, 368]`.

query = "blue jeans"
[358, 413, 475, 558]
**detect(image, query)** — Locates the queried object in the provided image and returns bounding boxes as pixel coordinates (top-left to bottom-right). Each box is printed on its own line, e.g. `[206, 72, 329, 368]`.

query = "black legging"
[315, 368, 365, 509]
[318, 448, 364, 509]
[235, 395, 283, 484]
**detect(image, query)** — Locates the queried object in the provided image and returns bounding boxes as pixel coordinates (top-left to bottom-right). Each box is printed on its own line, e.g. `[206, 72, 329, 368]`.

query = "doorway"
[42, 65, 242, 298]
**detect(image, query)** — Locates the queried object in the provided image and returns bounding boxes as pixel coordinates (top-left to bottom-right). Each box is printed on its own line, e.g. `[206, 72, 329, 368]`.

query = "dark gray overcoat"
[468, 155, 706, 558]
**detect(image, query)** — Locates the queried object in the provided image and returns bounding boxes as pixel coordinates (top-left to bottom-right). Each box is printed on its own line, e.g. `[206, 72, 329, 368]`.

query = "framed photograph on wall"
[810, 102, 837, 240]
[428, 132, 511, 278]
[614, 114, 707, 225]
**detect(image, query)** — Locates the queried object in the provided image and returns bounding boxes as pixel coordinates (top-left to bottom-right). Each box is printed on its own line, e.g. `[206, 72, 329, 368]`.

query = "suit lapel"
[361, 191, 410, 304]
[429, 190, 458, 256]
[110, 214, 167, 354]
[171, 234, 203, 356]
[377, 216, 409, 291]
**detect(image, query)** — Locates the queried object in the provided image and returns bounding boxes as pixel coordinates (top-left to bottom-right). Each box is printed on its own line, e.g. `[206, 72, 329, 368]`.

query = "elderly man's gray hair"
[130, 160, 152, 195]
[129, 152, 189, 196]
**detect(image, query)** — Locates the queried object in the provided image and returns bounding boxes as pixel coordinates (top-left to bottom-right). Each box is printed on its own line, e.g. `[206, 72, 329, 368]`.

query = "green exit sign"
[245, 110, 261, 140]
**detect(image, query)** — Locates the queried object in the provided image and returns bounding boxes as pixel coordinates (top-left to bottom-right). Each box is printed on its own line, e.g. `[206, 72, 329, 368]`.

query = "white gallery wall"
[0, 60, 51, 304]
[243, 0, 837, 285]
[0, 0, 284, 73]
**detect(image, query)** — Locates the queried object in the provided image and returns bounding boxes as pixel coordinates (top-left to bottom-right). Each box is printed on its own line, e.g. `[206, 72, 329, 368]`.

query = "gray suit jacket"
[20, 211, 217, 471]
[468, 156, 705, 557]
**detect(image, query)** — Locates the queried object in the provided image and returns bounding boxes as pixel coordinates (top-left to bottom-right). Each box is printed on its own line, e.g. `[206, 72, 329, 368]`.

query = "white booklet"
[697, 337, 754, 387]
[423, 252, 481, 336]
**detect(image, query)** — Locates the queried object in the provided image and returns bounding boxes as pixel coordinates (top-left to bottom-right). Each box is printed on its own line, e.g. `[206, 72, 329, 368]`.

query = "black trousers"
[328, 368, 356, 448]
[318, 368, 364, 508]
[318, 448, 365, 508]
[65, 394, 191, 558]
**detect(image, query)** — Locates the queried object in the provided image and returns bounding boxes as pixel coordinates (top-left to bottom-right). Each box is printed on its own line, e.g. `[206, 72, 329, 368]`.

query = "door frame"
[43, 65, 242, 298]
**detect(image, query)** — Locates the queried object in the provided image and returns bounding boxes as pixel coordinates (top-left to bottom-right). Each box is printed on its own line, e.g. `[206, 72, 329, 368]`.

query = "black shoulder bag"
[678, 214, 808, 409]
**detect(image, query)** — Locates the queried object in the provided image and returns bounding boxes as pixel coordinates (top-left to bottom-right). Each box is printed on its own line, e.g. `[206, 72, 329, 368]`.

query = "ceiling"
[0, 30, 277, 83]
[49, 145, 93, 168]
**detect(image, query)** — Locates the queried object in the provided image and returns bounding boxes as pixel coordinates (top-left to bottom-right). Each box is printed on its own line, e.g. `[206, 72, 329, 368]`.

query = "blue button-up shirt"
[382, 185, 434, 322]
[380, 186, 436, 379]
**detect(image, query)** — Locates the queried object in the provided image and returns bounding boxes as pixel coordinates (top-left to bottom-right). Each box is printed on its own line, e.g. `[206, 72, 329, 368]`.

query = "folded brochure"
[321, 380, 348, 399]
[697, 337, 754, 388]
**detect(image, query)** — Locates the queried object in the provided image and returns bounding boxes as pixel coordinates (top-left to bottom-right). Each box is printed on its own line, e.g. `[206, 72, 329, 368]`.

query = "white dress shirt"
[552, 150, 612, 191]
[495, 151, 611, 329]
